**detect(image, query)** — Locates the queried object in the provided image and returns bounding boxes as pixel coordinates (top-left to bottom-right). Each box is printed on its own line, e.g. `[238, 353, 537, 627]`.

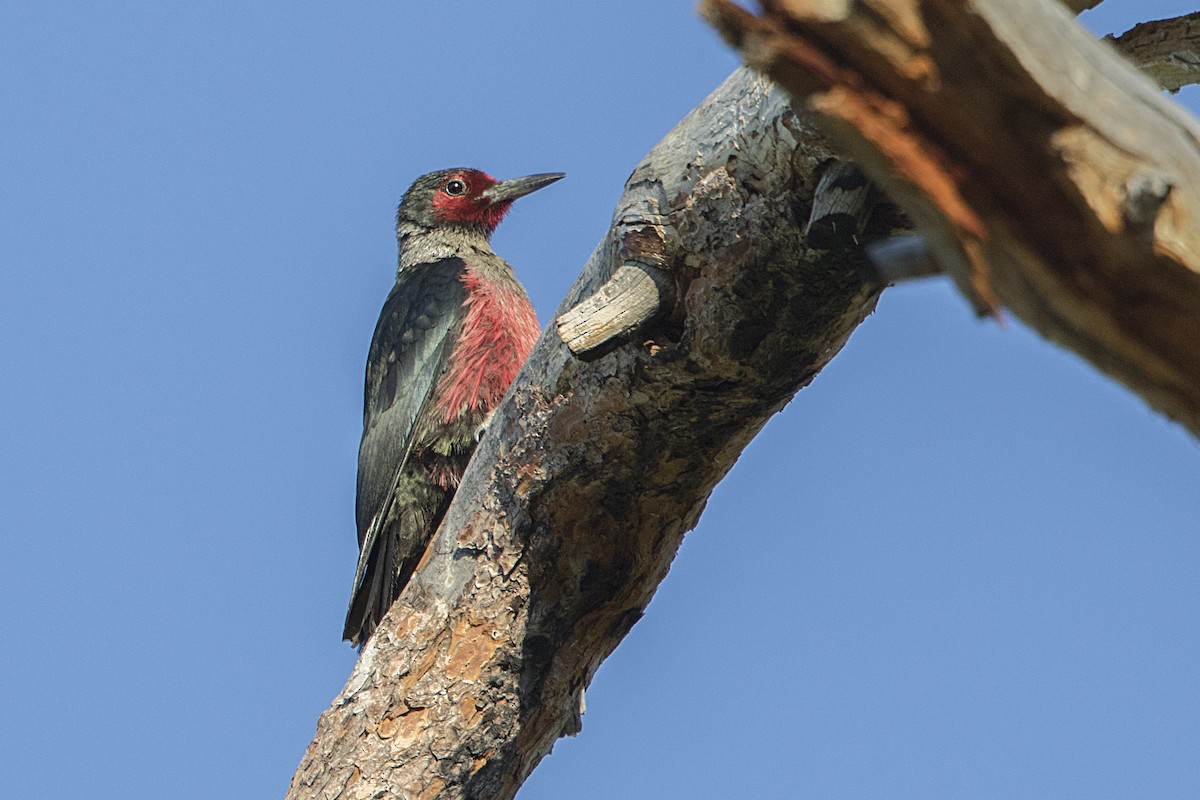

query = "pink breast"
[434, 274, 540, 423]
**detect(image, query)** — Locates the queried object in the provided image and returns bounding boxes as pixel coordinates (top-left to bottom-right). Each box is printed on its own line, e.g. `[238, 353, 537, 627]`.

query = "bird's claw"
[474, 411, 496, 443]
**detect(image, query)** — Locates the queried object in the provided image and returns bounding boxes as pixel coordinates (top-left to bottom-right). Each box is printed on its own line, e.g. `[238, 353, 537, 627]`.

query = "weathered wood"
[556, 191, 678, 356]
[286, 67, 883, 800]
[560, 154, 884, 357]
[555, 262, 674, 357]
[558, 158, 878, 358]
[805, 160, 875, 250]
[1109, 13, 1200, 94]
[704, 0, 1200, 437]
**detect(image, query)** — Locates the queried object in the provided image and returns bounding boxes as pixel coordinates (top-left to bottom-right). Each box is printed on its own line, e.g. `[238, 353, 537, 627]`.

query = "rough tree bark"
[704, 0, 1200, 436]
[1108, 12, 1200, 94]
[288, 3, 1200, 798]
[287, 68, 885, 800]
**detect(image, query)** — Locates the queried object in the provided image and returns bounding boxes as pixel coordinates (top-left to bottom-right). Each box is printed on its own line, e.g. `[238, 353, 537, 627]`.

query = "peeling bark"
[705, 0, 1200, 436]
[286, 68, 883, 800]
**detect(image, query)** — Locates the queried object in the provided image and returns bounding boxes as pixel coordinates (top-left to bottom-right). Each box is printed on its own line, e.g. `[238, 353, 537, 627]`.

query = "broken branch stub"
[555, 164, 680, 357]
[554, 260, 674, 359]
[805, 160, 876, 250]
[865, 233, 944, 286]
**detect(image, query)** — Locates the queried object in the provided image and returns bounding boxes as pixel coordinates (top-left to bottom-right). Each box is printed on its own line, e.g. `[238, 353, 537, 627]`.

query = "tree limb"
[704, 0, 1200, 437]
[553, 3, 1192, 359]
[865, 232, 944, 285]
[1108, 12, 1200, 94]
[287, 2, 1200, 794]
[287, 67, 883, 800]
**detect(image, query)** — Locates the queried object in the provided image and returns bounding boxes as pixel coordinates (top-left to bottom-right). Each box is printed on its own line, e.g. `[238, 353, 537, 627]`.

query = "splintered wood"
[705, 0, 1200, 435]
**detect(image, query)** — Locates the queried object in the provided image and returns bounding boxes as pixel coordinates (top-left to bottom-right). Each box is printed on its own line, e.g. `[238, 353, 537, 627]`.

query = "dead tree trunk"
[288, 4, 1200, 798]
[286, 68, 884, 800]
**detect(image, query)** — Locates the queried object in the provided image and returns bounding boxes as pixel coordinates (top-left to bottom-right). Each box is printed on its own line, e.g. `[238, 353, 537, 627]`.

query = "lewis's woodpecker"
[343, 168, 563, 647]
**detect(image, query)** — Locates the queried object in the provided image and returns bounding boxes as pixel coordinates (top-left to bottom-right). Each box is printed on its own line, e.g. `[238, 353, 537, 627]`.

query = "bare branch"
[287, 67, 882, 800]
[865, 233, 945, 285]
[704, 0, 1200, 437]
[556, 262, 674, 358]
[1109, 13, 1200, 94]
[556, 195, 676, 355]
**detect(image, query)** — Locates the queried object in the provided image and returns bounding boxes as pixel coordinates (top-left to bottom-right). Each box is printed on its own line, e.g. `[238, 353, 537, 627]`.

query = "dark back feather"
[355, 257, 468, 543]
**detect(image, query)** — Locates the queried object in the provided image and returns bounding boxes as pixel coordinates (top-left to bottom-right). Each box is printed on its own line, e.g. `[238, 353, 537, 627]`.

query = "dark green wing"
[344, 257, 467, 645]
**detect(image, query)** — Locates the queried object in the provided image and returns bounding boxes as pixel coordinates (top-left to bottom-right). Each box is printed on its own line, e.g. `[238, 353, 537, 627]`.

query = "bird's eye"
[445, 179, 467, 196]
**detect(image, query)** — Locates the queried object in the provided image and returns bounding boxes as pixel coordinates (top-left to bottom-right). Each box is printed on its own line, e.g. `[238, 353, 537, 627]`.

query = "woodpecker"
[343, 167, 563, 647]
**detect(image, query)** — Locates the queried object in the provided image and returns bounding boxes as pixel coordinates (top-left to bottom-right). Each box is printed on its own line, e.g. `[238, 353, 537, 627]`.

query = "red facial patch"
[430, 170, 512, 230]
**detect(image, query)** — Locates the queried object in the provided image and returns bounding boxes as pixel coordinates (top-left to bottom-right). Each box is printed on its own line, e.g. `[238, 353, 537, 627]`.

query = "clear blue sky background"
[3, 2, 1198, 798]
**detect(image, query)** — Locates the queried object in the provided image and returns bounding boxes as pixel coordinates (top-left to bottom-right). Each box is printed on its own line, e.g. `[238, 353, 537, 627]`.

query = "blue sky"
[2, 2, 1198, 798]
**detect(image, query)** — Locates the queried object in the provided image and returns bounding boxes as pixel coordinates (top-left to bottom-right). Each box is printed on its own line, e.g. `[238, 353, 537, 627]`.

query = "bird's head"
[396, 168, 564, 238]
